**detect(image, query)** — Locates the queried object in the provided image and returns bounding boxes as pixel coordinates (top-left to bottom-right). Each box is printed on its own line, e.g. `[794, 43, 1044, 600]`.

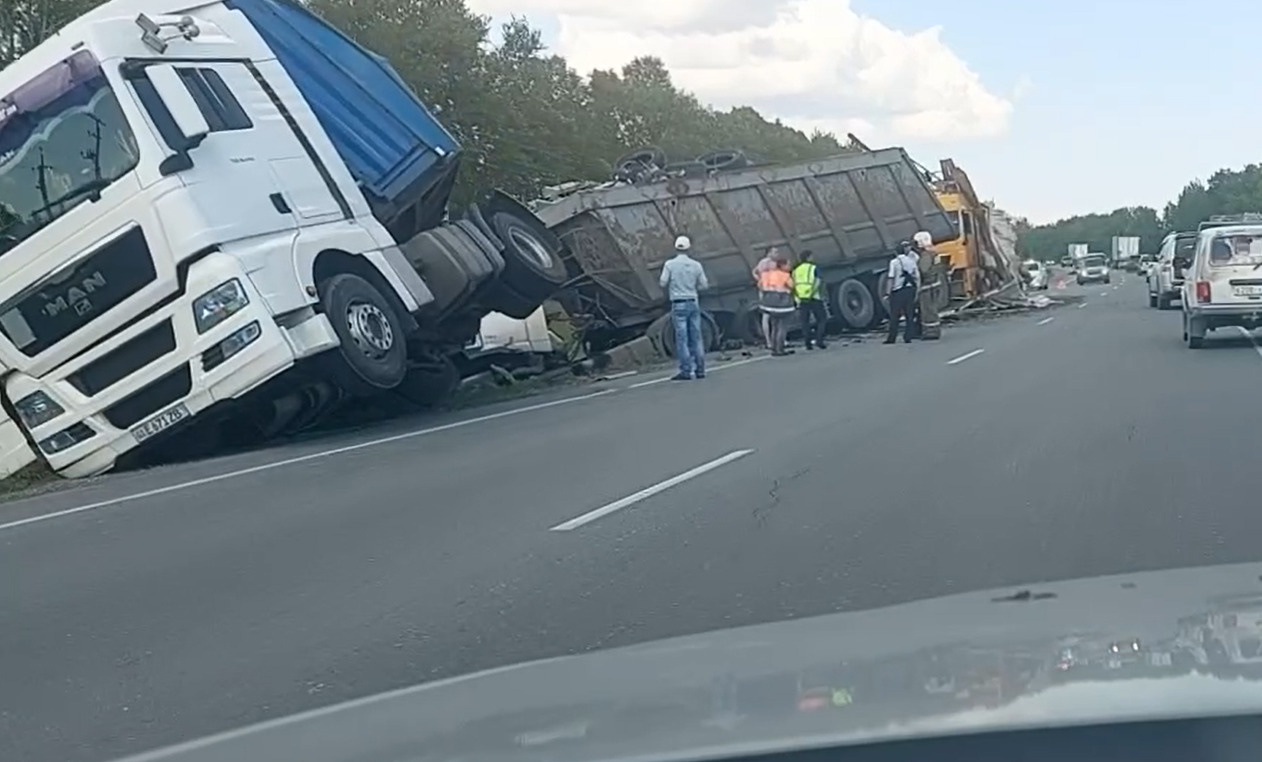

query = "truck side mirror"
[146, 64, 209, 147]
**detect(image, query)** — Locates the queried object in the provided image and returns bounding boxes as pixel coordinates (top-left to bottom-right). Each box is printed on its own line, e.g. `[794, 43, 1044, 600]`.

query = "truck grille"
[102, 364, 191, 429]
[68, 320, 177, 396]
[0, 227, 157, 357]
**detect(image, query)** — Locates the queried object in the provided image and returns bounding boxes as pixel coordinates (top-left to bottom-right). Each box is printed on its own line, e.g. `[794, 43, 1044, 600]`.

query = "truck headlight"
[193, 279, 249, 334]
[38, 423, 95, 455]
[14, 390, 64, 429]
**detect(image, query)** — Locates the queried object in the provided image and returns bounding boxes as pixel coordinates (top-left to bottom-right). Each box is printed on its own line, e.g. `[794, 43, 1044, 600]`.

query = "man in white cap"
[659, 234, 711, 380]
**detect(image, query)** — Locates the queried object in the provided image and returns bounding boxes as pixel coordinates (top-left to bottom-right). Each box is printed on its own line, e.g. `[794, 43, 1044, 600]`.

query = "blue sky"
[473, 0, 1257, 224]
[851, 0, 1255, 224]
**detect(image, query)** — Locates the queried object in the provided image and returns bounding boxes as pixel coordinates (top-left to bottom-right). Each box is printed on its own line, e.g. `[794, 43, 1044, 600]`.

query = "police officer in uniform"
[912, 231, 942, 340]
[792, 249, 827, 349]
[884, 241, 920, 344]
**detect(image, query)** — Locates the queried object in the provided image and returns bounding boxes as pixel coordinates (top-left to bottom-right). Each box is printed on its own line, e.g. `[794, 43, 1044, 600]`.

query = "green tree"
[1163, 165, 1262, 231]
[1, 0, 101, 67]
[10, 0, 853, 205]
[1020, 164, 1262, 258]
[1020, 207, 1164, 259]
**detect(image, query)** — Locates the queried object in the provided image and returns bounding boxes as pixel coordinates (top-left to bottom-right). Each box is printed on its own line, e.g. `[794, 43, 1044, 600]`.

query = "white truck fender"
[363, 245, 435, 313]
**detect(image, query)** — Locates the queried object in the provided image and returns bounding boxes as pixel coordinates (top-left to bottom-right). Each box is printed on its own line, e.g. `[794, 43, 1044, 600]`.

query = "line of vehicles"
[1149, 215, 1262, 349]
[1091, 214, 1262, 349]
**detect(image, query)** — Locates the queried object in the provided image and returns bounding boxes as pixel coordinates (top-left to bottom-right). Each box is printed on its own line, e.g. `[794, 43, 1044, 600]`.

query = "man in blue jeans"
[659, 234, 711, 380]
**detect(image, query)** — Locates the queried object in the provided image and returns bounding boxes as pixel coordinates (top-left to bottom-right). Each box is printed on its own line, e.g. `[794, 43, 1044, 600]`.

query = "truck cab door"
[182, 62, 341, 223]
[132, 60, 341, 233]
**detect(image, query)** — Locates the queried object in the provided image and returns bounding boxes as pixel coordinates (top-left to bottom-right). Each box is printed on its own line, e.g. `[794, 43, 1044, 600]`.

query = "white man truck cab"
[0, 0, 568, 478]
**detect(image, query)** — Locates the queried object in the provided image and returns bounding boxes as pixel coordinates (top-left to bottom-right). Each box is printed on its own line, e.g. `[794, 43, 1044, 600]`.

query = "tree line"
[4, 0, 848, 206]
[1019, 164, 1262, 259]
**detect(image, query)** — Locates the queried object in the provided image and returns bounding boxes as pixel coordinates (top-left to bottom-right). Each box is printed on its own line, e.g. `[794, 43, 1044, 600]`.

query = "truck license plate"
[1234, 285, 1262, 297]
[130, 403, 190, 443]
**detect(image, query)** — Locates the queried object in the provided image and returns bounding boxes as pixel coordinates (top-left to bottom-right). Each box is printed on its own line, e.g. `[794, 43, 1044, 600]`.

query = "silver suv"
[1150, 231, 1196, 309]
[1180, 225, 1262, 348]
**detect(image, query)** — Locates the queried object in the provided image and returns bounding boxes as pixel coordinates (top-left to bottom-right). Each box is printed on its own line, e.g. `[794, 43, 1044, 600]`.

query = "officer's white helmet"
[674, 235, 692, 251]
[913, 231, 933, 248]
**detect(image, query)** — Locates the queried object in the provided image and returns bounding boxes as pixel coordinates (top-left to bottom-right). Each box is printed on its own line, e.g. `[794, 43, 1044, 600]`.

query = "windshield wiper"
[46, 177, 111, 209]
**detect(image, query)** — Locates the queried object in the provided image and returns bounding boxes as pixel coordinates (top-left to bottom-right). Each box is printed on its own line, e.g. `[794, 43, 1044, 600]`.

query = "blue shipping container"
[226, 0, 460, 211]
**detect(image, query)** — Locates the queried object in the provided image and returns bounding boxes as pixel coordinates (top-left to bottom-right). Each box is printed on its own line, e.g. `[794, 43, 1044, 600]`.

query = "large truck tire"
[481, 281, 541, 320]
[647, 311, 720, 357]
[318, 273, 409, 396]
[832, 278, 877, 329]
[696, 149, 749, 172]
[875, 271, 892, 317]
[472, 195, 568, 306]
[736, 305, 766, 346]
[394, 355, 460, 408]
[614, 146, 666, 172]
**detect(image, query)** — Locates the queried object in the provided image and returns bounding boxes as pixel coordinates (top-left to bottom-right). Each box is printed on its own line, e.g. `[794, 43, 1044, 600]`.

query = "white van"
[1180, 225, 1262, 348]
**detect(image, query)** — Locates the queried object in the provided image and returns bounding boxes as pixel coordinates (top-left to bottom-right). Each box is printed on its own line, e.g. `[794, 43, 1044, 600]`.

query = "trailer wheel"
[648, 311, 720, 357]
[833, 278, 876, 329]
[875, 271, 892, 317]
[394, 355, 461, 408]
[489, 210, 568, 301]
[615, 146, 666, 171]
[696, 149, 749, 172]
[318, 273, 408, 395]
[482, 280, 541, 320]
[736, 305, 767, 346]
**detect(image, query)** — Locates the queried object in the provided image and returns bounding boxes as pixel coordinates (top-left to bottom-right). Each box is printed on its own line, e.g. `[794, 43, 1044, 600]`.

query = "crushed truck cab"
[0, 0, 563, 478]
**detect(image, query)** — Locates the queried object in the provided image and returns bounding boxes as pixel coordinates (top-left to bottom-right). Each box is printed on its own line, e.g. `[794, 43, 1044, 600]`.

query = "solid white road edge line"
[550, 448, 755, 531]
[946, 348, 985, 365]
[629, 377, 670, 389]
[1234, 326, 1262, 360]
[0, 389, 618, 534]
[629, 354, 769, 388]
[1037, 316, 1055, 326]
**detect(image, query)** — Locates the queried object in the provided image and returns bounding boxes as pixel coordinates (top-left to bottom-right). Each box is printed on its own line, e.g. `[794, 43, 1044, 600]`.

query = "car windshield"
[1083, 256, 1106, 267]
[1208, 232, 1262, 266]
[1025, 261, 1041, 270]
[0, 50, 139, 257]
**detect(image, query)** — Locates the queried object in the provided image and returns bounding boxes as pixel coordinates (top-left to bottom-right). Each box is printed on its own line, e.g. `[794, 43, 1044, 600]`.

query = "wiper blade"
[46, 178, 110, 209]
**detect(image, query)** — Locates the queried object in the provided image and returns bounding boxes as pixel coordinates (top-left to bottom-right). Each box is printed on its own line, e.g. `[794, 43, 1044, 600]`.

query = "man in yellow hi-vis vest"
[792, 249, 828, 349]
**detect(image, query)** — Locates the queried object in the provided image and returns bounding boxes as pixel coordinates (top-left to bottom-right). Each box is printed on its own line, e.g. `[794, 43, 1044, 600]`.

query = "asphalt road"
[4, 269, 1261, 761]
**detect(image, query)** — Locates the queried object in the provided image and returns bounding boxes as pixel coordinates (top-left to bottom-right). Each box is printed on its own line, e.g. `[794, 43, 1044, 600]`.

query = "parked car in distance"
[1076, 254, 1110, 285]
[1024, 260, 1050, 290]
[1150, 231, 1197, 309]
[1181, 225, 1262, 348]
[1138, 255, 1155, 277]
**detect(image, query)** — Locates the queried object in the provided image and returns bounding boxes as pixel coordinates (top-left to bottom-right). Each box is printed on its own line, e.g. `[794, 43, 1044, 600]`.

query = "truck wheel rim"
[346, 302, 394, 356]
[510, 228, 554, 270]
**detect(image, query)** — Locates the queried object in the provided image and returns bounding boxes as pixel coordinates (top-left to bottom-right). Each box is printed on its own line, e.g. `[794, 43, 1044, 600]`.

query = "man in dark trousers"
[792, 249, 827, 349]
[883, 241, 920, 344]
[912, 231, 942, 340]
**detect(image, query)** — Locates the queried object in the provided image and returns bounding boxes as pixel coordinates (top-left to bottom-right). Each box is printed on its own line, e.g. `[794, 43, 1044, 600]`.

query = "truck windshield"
[0, 51, 139, 256]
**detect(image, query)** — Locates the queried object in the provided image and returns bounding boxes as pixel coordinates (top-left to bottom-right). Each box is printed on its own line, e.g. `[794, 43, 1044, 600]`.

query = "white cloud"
[466, 0, 1013, 143]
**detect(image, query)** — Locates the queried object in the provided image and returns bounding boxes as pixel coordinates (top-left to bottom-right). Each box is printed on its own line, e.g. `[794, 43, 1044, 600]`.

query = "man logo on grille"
[40, 271, 107, 318]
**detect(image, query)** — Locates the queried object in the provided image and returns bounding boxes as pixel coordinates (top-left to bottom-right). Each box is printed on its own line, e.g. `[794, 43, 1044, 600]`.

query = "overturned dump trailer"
[534, 148, 957, 351]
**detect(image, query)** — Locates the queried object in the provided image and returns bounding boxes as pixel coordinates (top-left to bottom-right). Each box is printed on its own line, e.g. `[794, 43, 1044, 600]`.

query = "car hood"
[120, 563, 1262, 762]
